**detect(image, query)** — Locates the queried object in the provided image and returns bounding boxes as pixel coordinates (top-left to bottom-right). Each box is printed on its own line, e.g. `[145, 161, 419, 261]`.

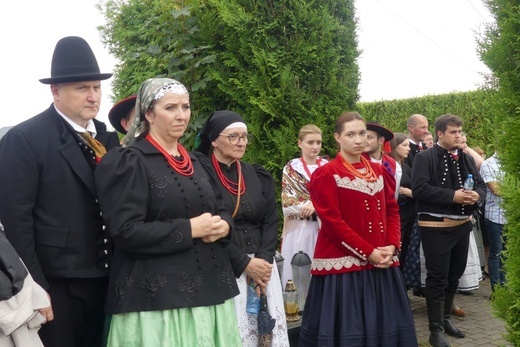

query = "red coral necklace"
[339, 153, 378, 182]
[212, 153, 245, 196]
[146, 134, 194, 176]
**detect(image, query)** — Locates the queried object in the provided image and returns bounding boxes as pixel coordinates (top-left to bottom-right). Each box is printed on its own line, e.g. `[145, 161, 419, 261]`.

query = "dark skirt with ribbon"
[299, 267, 418, 347]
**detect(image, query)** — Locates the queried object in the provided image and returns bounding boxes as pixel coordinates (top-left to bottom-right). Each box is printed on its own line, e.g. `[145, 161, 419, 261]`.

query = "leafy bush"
[477, 0, 520, 345]
[356, 90, 500, 154]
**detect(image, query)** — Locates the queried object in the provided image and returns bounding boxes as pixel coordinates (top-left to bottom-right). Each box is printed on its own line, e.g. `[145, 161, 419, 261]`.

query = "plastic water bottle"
[463, 174, 474, 191]
[246, 283, 260, 314]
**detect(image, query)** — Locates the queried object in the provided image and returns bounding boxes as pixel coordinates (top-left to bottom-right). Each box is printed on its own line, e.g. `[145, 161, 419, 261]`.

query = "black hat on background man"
[366, 122, 394, 141]
[109, 95, 137, 134]
[39, 36, 112, 84]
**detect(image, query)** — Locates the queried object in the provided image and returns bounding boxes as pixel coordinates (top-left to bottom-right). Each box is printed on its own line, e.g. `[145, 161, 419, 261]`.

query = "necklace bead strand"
[146, 135, 194, 176]
[339, 154, 378, 182]
[212, 153, 246, 196]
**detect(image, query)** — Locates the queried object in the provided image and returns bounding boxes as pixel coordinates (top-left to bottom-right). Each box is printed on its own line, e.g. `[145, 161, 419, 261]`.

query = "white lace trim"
[234, 256, 289, 347]
[154, 83, 188, 100]
[312, 255, 369, 271]
[312, 254, 399, 271]
[333, 174, 384, 196]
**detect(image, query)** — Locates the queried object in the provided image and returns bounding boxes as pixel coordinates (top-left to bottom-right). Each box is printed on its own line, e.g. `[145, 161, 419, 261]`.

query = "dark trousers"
[420, 221, 472, 301]
[39, 277, 108, 347]
[485, 219, 506, 291]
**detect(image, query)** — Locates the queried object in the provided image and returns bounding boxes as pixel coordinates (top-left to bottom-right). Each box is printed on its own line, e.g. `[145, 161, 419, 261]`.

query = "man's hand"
[399, 187, 413, 198]
[453, 189, 479, 205]
[39, 292, 54, 322]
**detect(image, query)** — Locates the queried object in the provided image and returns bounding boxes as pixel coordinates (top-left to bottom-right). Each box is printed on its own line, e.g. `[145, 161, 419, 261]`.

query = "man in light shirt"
[480, 152, 507, 293]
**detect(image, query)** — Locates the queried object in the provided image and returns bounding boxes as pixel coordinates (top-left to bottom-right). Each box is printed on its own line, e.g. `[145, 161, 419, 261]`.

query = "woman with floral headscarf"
[195, 111, 289, 347]
[94, 78, 241, 346]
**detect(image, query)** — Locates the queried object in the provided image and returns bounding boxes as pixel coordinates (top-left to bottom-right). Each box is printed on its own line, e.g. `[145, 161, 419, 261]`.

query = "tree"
[477, 1, 520, 345]
[98, 0, 360, 170]
[98, 0, 217, 142]
[190, 0, 359, 172]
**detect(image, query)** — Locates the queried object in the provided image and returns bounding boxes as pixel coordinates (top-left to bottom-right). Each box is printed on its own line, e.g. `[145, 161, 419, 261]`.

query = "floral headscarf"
[122, 77, 189, 147]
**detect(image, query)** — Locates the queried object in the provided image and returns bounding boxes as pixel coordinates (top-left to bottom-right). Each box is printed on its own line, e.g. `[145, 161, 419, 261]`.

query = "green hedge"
[477, 1, 520, 345]
[355, 89, 500, 155]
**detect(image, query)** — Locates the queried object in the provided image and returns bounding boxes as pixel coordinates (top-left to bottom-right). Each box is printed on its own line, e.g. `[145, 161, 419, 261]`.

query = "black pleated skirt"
[299, 267, 418, 347]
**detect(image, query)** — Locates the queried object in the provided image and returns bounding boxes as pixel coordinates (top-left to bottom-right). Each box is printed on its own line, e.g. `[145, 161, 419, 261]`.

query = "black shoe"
[444, 318, 465, 338]
[429, 332, 451, 347]
[427, 299, 451, 347]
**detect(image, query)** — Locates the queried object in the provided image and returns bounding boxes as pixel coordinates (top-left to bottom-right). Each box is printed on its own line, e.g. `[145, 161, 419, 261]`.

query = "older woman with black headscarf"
[94, 78, 241, 347]
[195, 111, 289, 346]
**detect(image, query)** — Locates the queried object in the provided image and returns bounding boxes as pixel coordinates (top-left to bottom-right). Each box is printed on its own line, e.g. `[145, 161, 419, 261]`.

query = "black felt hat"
[109, 95, 137, 134]
[366, 122, 394, 141]
[39, 36, 113, 84]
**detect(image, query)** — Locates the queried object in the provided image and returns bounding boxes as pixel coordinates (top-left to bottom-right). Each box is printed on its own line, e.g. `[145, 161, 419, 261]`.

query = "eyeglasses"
[219, 133, 252, 145]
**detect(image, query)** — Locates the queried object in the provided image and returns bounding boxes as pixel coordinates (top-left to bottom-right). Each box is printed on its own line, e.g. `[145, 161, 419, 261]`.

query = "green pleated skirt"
[107, 299, 241, 347]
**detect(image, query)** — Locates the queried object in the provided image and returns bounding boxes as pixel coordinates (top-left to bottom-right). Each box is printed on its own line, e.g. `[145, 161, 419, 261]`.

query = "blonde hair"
[298, 124, 322, 141]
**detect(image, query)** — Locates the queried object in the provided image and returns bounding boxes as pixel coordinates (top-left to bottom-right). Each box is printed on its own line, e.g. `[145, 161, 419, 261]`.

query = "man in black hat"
[363, 122, 399, 198]
[108, 94, 137, 135]
[0, 36, 119, 347]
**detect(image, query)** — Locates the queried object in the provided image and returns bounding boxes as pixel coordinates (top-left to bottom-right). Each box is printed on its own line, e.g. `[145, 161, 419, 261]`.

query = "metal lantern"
[290, 250, 312, 314]
[274, 251, 284, 288]
[283, 280, 300, 322]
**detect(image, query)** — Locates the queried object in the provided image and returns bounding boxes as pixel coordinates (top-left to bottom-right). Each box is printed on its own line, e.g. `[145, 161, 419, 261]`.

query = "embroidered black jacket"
[95, 139, 238, 313]
[411, 144, 486, 216]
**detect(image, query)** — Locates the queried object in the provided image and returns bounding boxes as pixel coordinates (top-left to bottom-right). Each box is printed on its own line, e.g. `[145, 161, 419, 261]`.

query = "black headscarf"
[194, 110, 246, 155]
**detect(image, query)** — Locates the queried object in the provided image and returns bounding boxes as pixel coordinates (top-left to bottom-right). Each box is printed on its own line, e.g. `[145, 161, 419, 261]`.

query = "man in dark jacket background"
[0, 36, 119, 347]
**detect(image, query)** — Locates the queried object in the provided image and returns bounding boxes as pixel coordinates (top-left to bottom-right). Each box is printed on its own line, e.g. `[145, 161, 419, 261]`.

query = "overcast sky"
[356, 0, 493, 101]
[0, 0, 493, 129]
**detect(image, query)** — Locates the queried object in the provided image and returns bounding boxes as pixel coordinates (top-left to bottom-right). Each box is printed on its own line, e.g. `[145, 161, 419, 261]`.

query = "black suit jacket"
[0, 105, 120, 289]
[411, 145, 486, 216]
[404, 141, 425, 169]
